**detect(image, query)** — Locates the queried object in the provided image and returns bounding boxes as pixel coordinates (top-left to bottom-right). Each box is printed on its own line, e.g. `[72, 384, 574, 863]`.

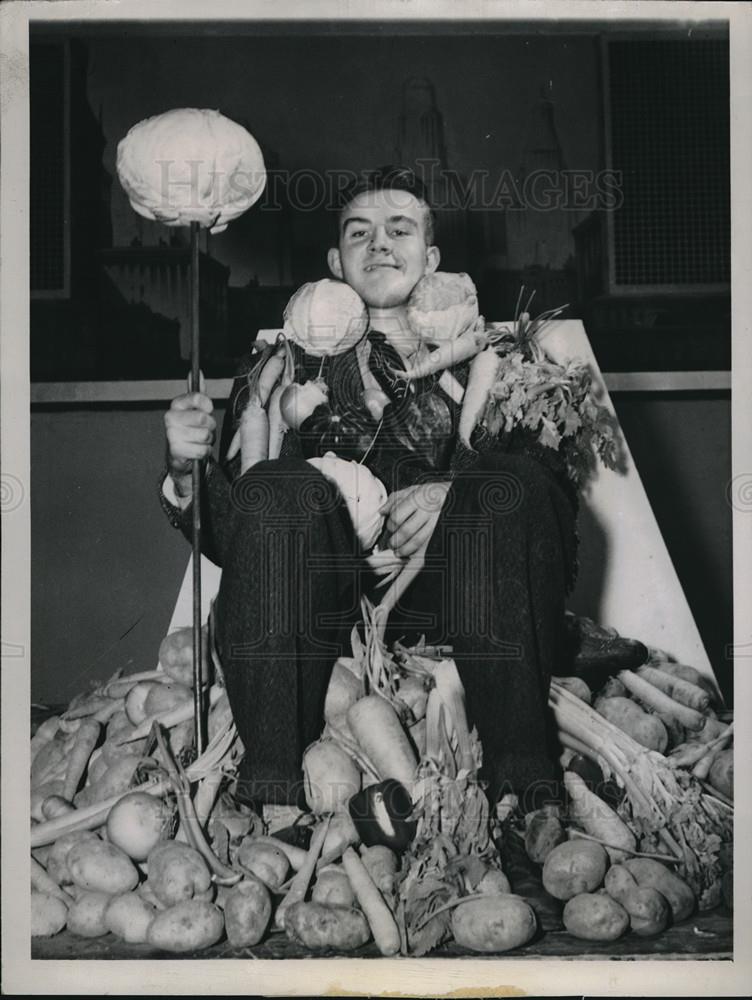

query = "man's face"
[328, 188, 440, 310]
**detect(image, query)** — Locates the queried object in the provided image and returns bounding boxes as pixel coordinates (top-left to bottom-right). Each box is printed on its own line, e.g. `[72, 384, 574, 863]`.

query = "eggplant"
[348, 779, 416, 853]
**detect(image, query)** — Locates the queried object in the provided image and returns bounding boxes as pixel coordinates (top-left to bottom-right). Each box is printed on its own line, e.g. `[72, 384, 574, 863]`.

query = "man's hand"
[380, 481, 451, 558]
[164, 392, 216, 496]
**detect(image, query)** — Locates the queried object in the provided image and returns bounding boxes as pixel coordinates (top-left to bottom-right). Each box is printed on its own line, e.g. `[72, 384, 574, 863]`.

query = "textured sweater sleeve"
[157, 348, 266, 567]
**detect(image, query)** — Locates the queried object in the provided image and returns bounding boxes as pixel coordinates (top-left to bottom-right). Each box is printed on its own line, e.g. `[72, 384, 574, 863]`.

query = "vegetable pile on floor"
[29, 607, 733, 955]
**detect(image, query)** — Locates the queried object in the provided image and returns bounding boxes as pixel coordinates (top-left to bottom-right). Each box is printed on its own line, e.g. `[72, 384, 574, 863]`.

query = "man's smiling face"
[328, 188, 440, 310]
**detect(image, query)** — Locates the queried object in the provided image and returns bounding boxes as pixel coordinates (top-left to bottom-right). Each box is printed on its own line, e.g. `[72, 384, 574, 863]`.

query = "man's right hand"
[164, 392, 216, 496]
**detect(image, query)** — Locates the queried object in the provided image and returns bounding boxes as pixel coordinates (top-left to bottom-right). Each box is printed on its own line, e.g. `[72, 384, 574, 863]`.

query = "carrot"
[30, 716, 61, 765]
[104, 670, 169, 699]
[62, 719, 101, 802]
[41, 795, 76, 820]
[636, 665, 710, 714]
[226, 398, 269, 473]
[116, 684, 223, 744]
[93, 699, 127, 724]
[341, 846, 401, 956]
[346, 695, 417, 790]
[655, 661, 718, 701]
[692, 723, 733, 780]
[63, 695, 117, 721]
[267, 382, 287, 460]
[396, 326, 487, 380]
[563, 770, 637, 863]
[618, 670, 705, 732]
[255, 345, 287, 407]
[275, 814, 331, 929]
[458, 346, 501, 448]
[30, 856, 74, 905]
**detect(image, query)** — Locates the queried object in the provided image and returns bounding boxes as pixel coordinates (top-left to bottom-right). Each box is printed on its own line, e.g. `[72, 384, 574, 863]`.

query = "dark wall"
[90, 33, 601, 286]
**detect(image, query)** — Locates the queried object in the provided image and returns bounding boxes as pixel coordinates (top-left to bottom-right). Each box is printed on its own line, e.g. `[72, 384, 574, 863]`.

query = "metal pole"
[190, 221, 206, 757]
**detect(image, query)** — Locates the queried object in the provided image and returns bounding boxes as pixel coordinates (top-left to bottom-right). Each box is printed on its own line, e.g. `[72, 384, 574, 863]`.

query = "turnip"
[106, 790, 175, 861]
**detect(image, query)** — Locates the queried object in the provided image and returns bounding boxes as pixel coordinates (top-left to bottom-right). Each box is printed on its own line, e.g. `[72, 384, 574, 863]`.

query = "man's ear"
[327, 247, 344, 279]
[425, 245, 440, 274]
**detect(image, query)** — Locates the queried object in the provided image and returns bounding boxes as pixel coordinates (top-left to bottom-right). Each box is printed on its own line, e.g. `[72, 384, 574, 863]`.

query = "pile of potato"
[521, 807, 701, 943]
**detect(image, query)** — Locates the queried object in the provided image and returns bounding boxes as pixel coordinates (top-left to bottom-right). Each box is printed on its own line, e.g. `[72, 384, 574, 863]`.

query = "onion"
[279, 381, 328, 431]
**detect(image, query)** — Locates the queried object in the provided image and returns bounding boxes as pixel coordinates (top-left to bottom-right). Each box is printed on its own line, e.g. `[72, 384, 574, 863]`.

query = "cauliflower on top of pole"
[116, 108, 266, 234]
[406, 271, 479, 345]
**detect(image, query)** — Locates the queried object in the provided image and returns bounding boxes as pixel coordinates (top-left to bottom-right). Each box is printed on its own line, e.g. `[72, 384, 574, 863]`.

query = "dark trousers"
[212, 453, 577, 809]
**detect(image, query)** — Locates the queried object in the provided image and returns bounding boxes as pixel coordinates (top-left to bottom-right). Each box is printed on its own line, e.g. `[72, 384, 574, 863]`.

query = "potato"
[555, 676, 592, 704]
[67, 839, 139, 895]
[604, 865, 670, 936]
[47, 831, 101, 885]
[563, 892, 629, 941]
[137, 879, 166, 911]
[597, 675, 628, 700]
[143, 681, 193, 719]
[312, 865, 356, 907]
[284, 901, 370, 952]
[67, 890, 112, 938]
[105, 891, 156, 943]
[541, 841, 608, 901]
[451, 895, 537, 953]
[223, 877, 272, 947]
[125, 681, 159, 725]
[158, 626, 210, 686]
[594, 696, 668, 753]
[708, 749, 733, 800]
[524, 807, 566, 864]
[31, 891, 68, 937]
[235, 839, 289, 891]
[147, 900, 224, 953]
[146, 842, 211, 906]
[625, 886, 670, 937]
[623, 858, 695, 922]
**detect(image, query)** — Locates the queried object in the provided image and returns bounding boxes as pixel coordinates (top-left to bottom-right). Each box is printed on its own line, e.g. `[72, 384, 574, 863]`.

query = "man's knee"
[229, 457, 341, 519]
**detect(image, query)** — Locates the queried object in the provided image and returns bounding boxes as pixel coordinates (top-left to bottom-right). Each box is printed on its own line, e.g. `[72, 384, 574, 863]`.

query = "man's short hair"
[336, 165, 436, 246]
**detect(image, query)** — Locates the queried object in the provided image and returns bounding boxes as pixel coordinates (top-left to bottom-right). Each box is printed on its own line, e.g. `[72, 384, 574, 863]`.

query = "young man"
[160, 167, 577, 815]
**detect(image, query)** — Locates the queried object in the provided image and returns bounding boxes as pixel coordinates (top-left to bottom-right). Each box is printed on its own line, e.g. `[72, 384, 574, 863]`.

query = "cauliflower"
[283, 278, 368, 358]
[307, 453, 386, 550]
[116, 108, 266, 233]
[406, 271, 479, 344]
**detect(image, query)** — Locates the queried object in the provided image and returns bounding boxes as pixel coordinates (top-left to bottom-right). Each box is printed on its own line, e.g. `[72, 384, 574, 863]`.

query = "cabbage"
[283, 279, 368, 358]
[307, 453, 386, 550]
[116, 108, 266, 233]
[406, 271, 479, 344]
